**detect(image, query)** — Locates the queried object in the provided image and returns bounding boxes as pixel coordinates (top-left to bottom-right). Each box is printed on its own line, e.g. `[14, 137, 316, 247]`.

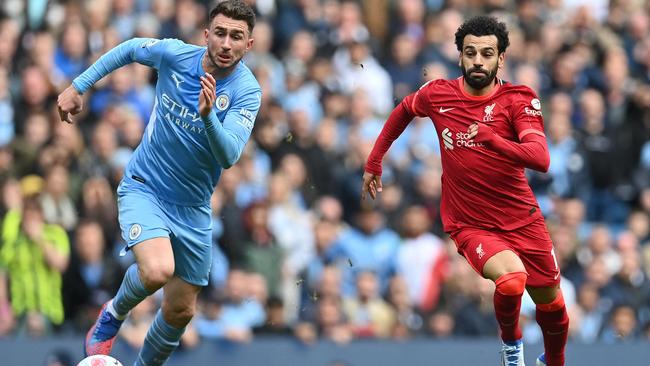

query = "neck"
[462, 77, 497, 97]
[201, 53, 237, 80]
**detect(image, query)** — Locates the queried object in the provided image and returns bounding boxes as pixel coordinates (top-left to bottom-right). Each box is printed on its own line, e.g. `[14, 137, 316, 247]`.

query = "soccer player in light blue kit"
[56, 1, 260, 365]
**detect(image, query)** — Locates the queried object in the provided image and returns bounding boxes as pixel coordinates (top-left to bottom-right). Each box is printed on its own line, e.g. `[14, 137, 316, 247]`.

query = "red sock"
[536, 291, 569, 366]
[493, 272, 527, 342]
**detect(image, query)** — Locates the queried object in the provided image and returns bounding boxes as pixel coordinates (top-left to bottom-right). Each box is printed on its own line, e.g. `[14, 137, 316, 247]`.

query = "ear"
[246, 37, 254, 52]
[204, 28, 209, 45]
[498, 52, 505, 69]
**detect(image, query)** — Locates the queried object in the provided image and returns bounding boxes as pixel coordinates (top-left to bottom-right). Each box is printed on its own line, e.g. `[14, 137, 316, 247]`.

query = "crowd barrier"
[1, 337, 648, 365]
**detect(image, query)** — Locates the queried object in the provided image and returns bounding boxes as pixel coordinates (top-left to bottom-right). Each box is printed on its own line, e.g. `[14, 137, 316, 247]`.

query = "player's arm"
[362, 94, 420, 200]
[469, 123, 549, 172]
[468, 93, 550, 172]
[58, 38, 170, 123]
[199, 73, 260, 169]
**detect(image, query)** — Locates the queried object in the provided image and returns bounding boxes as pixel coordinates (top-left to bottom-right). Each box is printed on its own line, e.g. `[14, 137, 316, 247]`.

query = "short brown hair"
[208, 0, 256, 34]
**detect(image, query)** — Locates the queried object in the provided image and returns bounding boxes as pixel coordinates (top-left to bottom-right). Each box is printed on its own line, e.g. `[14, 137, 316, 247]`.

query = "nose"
[222, 36, 232, 50]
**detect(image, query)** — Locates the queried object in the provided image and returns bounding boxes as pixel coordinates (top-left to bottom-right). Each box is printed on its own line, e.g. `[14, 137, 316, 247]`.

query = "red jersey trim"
[518, 128, 546, 140]
[457, 77, 501, 100]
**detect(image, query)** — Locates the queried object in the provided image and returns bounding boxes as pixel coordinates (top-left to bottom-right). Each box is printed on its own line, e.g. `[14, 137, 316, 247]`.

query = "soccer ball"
[76, 355, 124, 366]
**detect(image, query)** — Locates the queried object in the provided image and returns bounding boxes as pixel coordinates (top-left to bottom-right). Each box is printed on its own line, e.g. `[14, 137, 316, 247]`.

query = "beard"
[207, 48, 239, 71]
[461, 64, 498, 90]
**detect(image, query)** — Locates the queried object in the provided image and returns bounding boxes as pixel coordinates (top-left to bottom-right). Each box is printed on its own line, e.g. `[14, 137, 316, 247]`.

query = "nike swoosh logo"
[439, 107, 455, 113]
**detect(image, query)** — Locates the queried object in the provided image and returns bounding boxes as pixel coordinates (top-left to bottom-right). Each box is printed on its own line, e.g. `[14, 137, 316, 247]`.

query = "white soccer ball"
[76, 355, 124, 366]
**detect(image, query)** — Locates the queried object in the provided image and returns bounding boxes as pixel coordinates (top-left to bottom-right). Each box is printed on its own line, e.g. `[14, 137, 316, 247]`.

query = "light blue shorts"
[117, 177, 212, 286]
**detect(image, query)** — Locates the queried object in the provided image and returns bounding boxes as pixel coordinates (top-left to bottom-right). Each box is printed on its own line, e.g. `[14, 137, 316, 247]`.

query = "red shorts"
[450, 218, 560, 288]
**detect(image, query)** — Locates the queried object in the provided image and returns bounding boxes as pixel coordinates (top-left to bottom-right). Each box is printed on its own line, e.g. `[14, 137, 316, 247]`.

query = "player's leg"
[527, 286, 568, 366]
[482, 250, 528, 342]
[515, 219, 568, 366]
[134, 202, 212, 365]
[453, 229, 527, 366]
[134, 276, 201, 366]
[86, 240, 174, 356]
[85, 185, 173, 356]
[112, 238, 175, 315]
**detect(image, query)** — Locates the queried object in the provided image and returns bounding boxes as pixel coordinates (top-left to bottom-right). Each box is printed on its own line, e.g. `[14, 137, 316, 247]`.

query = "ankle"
[107, 299, 127, 321]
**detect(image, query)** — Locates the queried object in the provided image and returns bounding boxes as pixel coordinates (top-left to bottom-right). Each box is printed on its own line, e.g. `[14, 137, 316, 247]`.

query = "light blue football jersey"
[73, 38, 261, 206]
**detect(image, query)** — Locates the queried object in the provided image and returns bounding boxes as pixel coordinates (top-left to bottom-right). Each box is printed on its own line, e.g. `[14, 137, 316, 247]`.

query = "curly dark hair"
[209, 0, 256, 34]
[454, 15, 510, 54]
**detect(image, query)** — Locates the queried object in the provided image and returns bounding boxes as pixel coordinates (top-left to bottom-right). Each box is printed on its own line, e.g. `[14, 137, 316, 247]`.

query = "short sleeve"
[511, 87, 545, 141]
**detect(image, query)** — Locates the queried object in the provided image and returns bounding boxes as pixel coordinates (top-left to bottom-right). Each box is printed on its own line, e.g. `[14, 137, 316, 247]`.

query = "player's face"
[205, 14, 253, 71]
[459, 35, 504, 90]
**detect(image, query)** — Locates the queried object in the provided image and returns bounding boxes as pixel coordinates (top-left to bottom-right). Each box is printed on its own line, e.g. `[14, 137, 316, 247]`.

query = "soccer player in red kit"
[362, 16, 568, 366]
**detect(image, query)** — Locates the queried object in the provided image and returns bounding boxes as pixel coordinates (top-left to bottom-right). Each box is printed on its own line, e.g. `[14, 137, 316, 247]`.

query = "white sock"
[106, 299, 127, 320]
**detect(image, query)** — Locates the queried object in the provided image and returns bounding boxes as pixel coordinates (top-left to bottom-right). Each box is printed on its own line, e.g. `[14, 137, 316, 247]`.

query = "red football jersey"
[403, 77, 546, 232]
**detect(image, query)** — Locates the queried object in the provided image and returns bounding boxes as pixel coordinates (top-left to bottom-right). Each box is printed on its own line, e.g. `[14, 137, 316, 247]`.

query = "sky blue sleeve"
[72, 38, 170, 94]
[202, 88, 261, 168]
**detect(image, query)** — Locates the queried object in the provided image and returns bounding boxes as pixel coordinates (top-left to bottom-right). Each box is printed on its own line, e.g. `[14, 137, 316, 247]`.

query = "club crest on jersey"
[476, 243, 485, 259]
[483, 103, 496, 122]
[129, 224, 142, 240]
[215, 94, 230, 111]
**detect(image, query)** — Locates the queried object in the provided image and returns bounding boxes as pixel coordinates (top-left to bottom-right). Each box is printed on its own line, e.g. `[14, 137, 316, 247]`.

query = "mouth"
[470, 70, 487, 77]
[217, 54, 232, 63]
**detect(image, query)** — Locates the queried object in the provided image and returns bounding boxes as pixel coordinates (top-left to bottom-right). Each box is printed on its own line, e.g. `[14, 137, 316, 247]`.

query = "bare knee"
[139, 262, 174, 291]
[132, 238, 175, 291]
[162, 300, 195, 328]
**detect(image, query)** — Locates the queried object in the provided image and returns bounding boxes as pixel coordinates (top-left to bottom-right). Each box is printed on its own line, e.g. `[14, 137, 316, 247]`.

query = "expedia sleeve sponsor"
[524, 106, 542, 117]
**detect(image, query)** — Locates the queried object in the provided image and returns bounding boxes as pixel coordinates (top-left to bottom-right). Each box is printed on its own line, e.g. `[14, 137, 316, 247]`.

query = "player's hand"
[199, 73, 216, 117]
[57, 85, 83, 124]
[467, 122, 495, 143]
[361, 171, 382, 200]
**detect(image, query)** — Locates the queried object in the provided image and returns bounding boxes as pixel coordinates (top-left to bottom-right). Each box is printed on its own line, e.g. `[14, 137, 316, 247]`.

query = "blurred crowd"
[0, 0, 650, 352]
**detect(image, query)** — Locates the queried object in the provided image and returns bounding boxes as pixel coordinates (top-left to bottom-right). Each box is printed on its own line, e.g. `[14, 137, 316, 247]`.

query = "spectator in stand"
[0, 195, 69, 336]
[62, 220, 123, 331]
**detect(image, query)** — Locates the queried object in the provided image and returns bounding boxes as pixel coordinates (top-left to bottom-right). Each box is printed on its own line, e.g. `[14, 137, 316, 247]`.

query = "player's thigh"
[482, 250, 526, 281]
[161, 275, 201, 315]
[117, 184, 174, 275]
[451, 228, 525, 281]
[506, 219, 560, 288]
[131, 237, 175, 279]
[166, 203, 212, 287]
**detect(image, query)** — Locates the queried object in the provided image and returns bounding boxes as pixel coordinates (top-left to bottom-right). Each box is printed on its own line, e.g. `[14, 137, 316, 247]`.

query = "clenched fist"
[57, 85, 83, 124]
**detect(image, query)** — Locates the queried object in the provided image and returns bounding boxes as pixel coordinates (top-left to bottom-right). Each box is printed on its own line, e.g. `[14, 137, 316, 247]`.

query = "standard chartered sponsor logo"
[441, 127, 485, 150]
[442, 128, 454, 150]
